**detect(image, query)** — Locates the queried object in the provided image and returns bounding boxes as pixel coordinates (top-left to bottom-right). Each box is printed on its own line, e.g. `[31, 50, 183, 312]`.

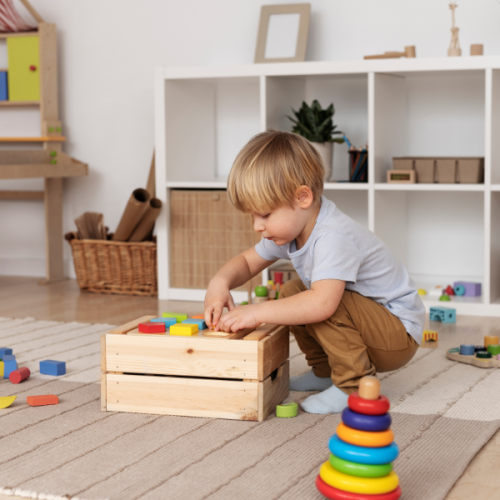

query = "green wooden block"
[162, 312, 188, 323]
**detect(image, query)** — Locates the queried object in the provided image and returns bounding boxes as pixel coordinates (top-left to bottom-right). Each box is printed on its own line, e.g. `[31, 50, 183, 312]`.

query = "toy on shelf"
[448, 2, 461, 57]
[439, 294, 451, 302]
[316, 376, 401, 500]
[40, 360, 66, 376]
[445, 285, 455, 296]
[471, 44, 483, 56]
[387, 170, 416, 184]
[364, 45, 416, 60]
[252, 280, 281, 304]
[429, 307, 456, 323]
[453, 282, 481, 297]
[417, 289, 427, 296]
[428, 286, 443, 298]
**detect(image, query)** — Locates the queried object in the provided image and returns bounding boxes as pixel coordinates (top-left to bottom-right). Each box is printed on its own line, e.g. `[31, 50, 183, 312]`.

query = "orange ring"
[337, 423, 394, 448]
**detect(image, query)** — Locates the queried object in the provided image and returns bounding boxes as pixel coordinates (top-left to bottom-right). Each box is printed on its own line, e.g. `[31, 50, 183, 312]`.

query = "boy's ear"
[296, 185, 314, 209]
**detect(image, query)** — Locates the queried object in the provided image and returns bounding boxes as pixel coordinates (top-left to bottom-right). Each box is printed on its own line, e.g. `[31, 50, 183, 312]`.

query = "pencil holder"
[349, 151, 368, 182]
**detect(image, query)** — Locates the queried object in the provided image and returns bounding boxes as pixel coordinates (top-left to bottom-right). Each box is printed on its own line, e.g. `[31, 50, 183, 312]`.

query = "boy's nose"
[253, 220, 265, 232]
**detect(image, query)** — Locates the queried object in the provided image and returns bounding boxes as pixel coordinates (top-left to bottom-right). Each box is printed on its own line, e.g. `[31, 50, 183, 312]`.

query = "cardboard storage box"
[101, 316, 290, 421]
[436, 158, 457, 183]
[457, 158, 484, 183]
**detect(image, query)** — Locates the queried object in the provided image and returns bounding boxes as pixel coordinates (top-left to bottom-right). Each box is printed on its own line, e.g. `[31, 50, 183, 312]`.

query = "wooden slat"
[19, 0, 44, 23]
[100, 334, 106, 372]
[0, 190, 44, 200]
[106, 373, 260, 420]
[0, 137, 65, 142]
[258, 360, 289, 421]
[39, 23, 58, 121]
[243, 324, 279, 341]
[100, 373, 107, 412]
[258, 325, 290, 380]
[227, 327, 257, 340]
[0, 31, 38, 39]
[106, 333, 259, 379]
[0, 159, 88, 179]
[0, 101, 40, 107]
[108, 315, 157, 334]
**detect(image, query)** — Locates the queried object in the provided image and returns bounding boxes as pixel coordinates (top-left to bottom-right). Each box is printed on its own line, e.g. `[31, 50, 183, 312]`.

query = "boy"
[204, 130, 425, 414]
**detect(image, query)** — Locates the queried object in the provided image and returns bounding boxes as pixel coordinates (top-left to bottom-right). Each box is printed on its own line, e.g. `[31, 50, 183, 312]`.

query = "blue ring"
[328, 435, 399, 465]
[341, 408, 392, 432]
[454, 285, 465, 296]
[459, 344, 475, 355]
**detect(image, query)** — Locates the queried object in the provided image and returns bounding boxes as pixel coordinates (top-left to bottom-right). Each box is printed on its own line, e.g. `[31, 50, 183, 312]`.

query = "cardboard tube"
[128, 198, 162, 242]
[112, 189, 150, 241]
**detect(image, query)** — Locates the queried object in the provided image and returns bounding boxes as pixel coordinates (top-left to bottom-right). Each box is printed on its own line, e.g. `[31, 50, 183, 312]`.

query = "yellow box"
[170, 323, 198, 336]
[7, 36, 40, 101]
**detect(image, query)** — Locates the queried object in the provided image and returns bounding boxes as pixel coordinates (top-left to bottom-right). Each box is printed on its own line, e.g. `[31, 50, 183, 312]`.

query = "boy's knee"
[279, 278, 306, 299]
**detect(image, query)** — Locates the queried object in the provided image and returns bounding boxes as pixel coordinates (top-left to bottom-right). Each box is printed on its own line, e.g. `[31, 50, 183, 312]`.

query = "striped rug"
[0, 316, 499, 500]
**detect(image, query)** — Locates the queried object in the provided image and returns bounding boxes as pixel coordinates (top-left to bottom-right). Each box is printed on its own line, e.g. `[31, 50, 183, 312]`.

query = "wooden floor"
[0, 276, 499, 500]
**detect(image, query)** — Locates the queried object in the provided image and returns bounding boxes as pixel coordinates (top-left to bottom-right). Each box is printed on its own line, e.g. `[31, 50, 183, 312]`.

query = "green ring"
[329, 454, 393, 478]
[276, 402, 298, 418]
[449, 347, 460, 353]
[476, 351, 492, 359]
[487, 345, 500, 356]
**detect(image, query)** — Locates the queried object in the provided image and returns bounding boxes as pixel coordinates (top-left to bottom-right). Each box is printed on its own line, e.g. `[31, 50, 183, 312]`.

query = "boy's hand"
[217, 304, 260, 333]
[204, 281, 235, 329]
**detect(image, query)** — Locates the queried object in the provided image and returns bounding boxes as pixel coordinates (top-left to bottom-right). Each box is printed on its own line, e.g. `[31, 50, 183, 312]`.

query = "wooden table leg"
[39, 176, 66, 284]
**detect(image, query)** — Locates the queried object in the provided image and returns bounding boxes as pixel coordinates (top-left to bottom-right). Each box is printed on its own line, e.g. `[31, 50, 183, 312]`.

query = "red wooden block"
[138, 322, 166, 334]
[445, 285, 455, 296]
[27, 394, 59, 406]
[192, 314, 205, 319]
[9, 367, 30, 384]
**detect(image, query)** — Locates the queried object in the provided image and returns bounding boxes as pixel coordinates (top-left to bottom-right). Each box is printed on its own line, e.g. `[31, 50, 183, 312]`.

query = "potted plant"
[287, 100, 344, 181]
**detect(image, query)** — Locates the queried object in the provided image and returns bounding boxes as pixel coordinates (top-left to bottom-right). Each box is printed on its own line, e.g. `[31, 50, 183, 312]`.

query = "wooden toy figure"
[316, 376, 401, 500]
[448, 2, 461, 57]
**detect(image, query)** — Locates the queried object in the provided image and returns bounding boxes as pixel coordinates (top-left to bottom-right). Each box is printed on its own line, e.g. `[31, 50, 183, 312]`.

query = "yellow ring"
[337, 422, 394, 448]
[320, 461, 399, 495]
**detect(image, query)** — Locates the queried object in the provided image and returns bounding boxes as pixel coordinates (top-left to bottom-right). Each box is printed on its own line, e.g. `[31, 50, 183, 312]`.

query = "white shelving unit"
[155, 57, 500, 315]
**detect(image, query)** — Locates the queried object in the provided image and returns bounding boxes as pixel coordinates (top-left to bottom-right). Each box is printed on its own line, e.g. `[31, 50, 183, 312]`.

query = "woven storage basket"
[65, 232, 157, 296]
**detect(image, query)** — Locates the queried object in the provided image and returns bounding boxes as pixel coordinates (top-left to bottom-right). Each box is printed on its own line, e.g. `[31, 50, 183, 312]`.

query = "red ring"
[316, 476, 401, 500]
[348, 393, 390, 416]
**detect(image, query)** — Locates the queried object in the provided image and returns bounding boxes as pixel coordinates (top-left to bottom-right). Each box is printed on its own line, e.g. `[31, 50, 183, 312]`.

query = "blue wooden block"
[150, 317, 177, 327]
[2, 354, 15, 361]
[40, 360, 66, 376]
[429, 306, 456, 324]
[0, 72, 7, 101]
[182, 318, 207, 330]
[0, 347, 13, 360]
[3, 359, 17, 379]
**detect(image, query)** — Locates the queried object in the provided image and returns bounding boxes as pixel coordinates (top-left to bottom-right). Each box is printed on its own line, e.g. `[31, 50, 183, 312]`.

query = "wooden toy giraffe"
[448, 2, 461, 57]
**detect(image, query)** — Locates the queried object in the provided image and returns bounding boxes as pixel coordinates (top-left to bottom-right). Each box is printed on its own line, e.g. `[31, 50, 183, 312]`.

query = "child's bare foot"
[301, 385, 349, 414]
[290, 370, 333, 391]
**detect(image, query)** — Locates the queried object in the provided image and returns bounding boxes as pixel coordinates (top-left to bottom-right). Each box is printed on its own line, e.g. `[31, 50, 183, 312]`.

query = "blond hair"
[227, 130, 324, 213]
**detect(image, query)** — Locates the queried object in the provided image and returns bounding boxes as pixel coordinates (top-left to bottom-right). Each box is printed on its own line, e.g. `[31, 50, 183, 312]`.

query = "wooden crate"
[101, 316, 290, 421]
[170, 190, 261, 291]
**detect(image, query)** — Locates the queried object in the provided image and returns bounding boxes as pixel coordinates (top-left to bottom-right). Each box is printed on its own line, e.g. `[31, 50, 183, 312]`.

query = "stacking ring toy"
[316, 476, 402, 500]
[348, 393, 390, 416]
[342, 407, 392, 432]
[329, 435, 399, 465]
[459, 344, 475, 356]
[320, 461, 399, 495]
[329, 454, 393, 478]
[337, 423, 394, 448]
[276, 402, 298, 418]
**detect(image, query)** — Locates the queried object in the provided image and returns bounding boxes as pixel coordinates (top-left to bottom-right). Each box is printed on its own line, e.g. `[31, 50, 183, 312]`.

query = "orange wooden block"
[27, 394, 59, 406]
[192, 314, 205, 319]
[423, 330, 438, 342]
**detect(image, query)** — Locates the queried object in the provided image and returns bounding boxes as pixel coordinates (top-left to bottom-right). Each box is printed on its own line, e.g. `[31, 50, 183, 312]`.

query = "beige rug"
[0, 317, 499, 500]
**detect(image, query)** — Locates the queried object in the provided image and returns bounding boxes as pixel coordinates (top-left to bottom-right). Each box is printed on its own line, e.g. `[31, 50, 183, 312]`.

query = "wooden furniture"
[0, 3, 88, 284]
[101, 315, 290, 421]
[364, 46, 416, 60]
[448, 2, 462, 57]
[155, 56, 500, 316]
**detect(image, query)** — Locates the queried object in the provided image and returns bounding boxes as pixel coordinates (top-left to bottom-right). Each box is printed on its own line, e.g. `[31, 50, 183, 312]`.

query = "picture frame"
[254, 3, 310, 64]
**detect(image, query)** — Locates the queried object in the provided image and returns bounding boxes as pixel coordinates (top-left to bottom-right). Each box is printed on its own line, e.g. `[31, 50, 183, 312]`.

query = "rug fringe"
[0, 486, 109, 500]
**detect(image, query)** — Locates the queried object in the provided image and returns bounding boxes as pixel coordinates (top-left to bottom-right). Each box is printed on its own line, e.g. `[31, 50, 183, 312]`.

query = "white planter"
[311, 141, 333, 181]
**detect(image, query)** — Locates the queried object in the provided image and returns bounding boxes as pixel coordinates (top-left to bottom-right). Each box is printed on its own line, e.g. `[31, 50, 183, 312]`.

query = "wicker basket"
[65, 232, 157, 296]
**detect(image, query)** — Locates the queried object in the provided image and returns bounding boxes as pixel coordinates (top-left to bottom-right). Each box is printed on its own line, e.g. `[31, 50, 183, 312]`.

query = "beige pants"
[280, 279, 419, 395]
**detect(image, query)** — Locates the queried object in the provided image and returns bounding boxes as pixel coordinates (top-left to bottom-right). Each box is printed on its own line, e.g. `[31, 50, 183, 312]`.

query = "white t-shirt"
[255, 197, 425, 344]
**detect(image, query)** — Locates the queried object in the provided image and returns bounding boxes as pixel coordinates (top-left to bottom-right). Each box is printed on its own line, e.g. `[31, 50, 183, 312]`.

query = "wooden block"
[150, 317, 176, 327]
[182, 318, 206, 330]
[358, 376, 380, 400]
[9, 367, 30, 384]
[0, 396, 16, 408]
[101, 373, 107, 412]
[108, 315, 157, 334]
[423, 330, 438, 342]
[192, 314, 205, 319]
[39, 359, 65, 376]
[27, 394, 59, 406]
[162, 312, 188, 323]
[170, 323, 198, 336]
[139, 322, 166, 334]
[485, 336, 500, 347]
[243, 324, 279, 341]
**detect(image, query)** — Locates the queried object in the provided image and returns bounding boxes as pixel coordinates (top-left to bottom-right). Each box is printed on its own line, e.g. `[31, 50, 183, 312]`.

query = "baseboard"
[0, 258, 76, 279]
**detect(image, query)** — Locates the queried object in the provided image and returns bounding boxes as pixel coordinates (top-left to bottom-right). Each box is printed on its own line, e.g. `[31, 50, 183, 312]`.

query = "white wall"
[1, 0, 500, 277]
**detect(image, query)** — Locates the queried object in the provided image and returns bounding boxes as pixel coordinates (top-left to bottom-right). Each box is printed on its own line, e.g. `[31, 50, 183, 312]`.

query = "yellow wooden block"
[7, 36, 40, 101]
[170, 323, 199, 336]
[0, 396, 17, 409]
[0, 361, 3, 377]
